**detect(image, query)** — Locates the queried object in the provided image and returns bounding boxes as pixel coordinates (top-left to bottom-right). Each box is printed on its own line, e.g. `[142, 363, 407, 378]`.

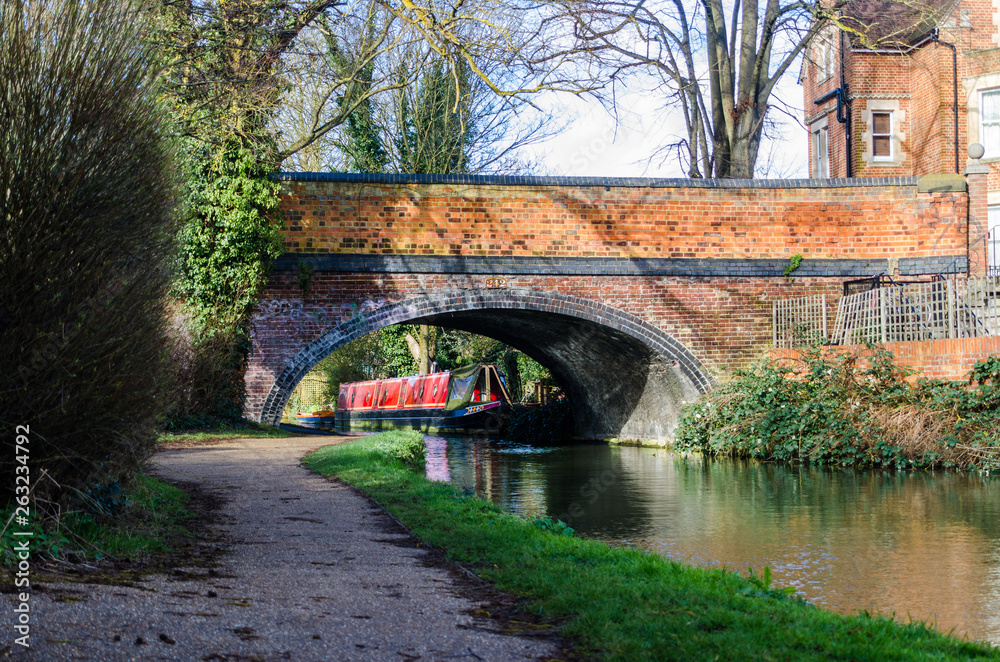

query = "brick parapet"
[277, 177, 968, 265]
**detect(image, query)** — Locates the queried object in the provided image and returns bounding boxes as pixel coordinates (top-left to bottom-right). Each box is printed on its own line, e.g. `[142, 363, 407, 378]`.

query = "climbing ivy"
[168, 138, 286, 425]
[174, 139, 285, 332]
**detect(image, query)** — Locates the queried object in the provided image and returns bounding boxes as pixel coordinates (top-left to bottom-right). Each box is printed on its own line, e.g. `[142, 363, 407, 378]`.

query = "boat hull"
[335, 401, 507, 434]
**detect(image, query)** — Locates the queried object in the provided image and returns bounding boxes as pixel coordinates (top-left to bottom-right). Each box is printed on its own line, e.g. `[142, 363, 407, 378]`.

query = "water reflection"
[424, 435, 1000, 646]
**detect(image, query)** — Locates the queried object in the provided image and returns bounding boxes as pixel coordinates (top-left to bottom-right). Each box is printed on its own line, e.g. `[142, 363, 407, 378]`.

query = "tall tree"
[395, 59, 473, 173]
[547, 0, 950, 178]
[546, 0, 834, 178]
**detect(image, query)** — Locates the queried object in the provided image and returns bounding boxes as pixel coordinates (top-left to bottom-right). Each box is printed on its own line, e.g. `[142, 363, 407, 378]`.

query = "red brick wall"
[774, 336, 1000, 381]
[279, 180, 968, 260]
[802, 0, 1000, 183]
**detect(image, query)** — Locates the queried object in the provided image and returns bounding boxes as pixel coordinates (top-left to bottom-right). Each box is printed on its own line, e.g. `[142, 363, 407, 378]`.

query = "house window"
[811, 123, 829, 178]
[989, 206, 1000, 276]
[871, 111, 893, 160]
[980, 89, 1000, 158]
[821, 36, 834, 81]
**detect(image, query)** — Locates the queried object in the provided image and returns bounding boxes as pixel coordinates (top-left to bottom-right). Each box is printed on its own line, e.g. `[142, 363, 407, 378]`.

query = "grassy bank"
[158, 419, 293, 446]
[1, 476, 193, 565]
[676, 347, 1000, 472]
[304, 431, 998, 661]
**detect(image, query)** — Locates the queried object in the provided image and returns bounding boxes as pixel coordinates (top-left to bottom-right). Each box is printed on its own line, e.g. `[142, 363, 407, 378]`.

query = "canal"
[424, 435, 1000, 646]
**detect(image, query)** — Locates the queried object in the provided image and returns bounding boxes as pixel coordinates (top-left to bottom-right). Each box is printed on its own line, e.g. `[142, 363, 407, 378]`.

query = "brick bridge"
[246, 172, 974, 441]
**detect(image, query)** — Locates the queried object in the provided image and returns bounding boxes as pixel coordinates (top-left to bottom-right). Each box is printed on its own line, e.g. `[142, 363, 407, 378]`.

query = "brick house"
[800, 0, 998, 273]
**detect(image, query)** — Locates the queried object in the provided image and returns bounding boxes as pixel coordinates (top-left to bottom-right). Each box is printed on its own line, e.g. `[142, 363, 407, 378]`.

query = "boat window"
[432, 384, 438, 398]
[419, 385, 425, 399]
[449, 374, 477, 402]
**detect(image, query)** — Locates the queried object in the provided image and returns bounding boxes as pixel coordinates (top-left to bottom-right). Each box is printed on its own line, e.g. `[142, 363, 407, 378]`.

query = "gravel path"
[14, 436, 562, 661]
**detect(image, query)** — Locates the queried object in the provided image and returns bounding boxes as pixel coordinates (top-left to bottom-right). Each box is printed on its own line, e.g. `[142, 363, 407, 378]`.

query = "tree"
[547, 0, 952, 178]
[395, 59, 474, 173]
[545, 0, 837, 178]
[151, 0, 583, 420]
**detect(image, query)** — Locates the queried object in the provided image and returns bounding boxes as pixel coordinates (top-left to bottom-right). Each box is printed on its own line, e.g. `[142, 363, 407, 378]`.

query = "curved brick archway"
[255, 289, 714, 441]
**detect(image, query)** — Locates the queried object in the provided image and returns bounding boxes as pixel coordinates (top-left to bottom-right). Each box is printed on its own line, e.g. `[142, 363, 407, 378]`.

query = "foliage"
[334, 26, 391, 174]
[304, 436, 998, 661]
[505, 400, 575, 445]
[675, 346, 1000, 472]
[167, 137, 285, 425]
[784, 254, 803, 280]
[174, 139, 284, 331]
[533, 516, 575, 537]
[395, 59, 473, 174]
[1, 476, 192, 564]
[0, 0, 179, 507]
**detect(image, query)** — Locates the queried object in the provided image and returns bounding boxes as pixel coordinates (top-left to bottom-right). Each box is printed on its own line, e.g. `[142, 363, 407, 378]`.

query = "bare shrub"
[0, 0, 178, 507]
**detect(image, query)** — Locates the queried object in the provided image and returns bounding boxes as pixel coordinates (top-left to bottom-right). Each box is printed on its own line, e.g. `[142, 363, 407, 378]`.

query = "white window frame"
[811, 118, 829, 179]
[979, 88, 1000, 159]
[989, 205, 1000, 276]
[871, 110, 894, 162]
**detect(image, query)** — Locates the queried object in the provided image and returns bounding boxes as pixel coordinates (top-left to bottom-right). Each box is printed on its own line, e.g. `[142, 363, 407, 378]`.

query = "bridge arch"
[258, 289, 713, 441]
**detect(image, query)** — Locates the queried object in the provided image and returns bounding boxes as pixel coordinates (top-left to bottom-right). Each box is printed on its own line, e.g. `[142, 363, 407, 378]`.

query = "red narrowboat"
[336, 364, 510, 433]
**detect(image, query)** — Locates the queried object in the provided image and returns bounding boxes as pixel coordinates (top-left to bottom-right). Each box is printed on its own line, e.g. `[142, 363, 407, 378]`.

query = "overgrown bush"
[0, 0, 178, 507]
[675, 345, 1000, 472]
[504, 399, 575, 445]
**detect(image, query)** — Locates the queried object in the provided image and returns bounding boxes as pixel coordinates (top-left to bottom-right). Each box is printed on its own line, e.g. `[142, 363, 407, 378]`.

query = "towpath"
[16, 436, 563, 661]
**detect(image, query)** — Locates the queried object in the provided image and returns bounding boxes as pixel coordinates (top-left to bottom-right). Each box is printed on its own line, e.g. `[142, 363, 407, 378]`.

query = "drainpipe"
[840, 27, 852, 177]
[814, 32, 853, 177]
[932, 29, 960, 174]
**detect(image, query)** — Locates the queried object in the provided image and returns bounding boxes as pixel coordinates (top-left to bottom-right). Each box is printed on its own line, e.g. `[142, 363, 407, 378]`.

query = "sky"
[524, 65, 812, 180]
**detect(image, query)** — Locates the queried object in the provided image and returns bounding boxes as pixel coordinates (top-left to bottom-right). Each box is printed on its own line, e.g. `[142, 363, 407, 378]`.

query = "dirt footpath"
[13, 436, 563, 661]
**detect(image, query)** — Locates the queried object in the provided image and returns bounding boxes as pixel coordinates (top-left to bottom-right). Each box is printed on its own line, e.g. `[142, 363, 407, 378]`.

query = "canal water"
[424, 435, 1000, 646]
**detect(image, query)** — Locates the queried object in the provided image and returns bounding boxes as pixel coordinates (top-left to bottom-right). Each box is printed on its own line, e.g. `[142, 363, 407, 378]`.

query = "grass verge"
[158, 419, 293, 446]
[304, 431, 999, 661]
[1, 475, 193, 565]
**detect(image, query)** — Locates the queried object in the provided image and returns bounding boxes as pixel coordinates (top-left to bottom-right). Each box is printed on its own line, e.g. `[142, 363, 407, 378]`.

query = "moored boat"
[336, 364, 510, 433]
[295, 408, 337, 425]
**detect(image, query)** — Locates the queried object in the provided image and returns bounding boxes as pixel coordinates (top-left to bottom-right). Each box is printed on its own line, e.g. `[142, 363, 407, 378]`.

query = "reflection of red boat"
[336, 364, 510, 433]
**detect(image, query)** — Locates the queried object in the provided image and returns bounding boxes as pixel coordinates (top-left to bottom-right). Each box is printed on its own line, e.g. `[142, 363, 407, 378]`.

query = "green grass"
[158, 422, 293, 445]
[1, 475, 194, 564]
[304, 432, 999, 662]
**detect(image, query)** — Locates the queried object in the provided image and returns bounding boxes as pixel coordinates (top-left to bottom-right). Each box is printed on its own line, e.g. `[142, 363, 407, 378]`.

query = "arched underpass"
[255, 290, 714, 441]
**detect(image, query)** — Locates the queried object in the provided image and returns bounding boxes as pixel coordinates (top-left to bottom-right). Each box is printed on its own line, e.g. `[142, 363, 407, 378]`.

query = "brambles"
[675, 346, 1000, 472]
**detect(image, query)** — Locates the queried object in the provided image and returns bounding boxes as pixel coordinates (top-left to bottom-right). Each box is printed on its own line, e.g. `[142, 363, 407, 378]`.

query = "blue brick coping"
[275, 171, 920, 189]
[274, 253, 967, 278]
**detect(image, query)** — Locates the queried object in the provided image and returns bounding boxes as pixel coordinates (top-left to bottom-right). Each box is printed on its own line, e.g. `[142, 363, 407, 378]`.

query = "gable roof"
[838, 0, 960, 50]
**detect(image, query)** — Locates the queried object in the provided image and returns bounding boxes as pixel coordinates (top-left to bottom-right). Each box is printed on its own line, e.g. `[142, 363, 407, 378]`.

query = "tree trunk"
[405, 325, 436, 373]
